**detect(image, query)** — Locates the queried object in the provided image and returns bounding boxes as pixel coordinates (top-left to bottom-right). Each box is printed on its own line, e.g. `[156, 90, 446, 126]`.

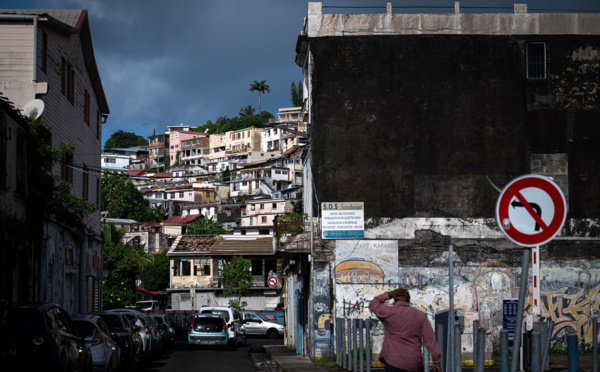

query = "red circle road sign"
[496, 174, 567, 247]
[267, 276, 278, 287]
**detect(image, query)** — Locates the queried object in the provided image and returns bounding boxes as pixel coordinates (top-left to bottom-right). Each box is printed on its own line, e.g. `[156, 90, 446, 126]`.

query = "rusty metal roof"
[168, 235, 274, 256]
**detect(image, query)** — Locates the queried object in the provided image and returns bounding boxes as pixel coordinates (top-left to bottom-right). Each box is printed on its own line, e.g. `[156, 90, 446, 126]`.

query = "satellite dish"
[22, 99, 45, 120]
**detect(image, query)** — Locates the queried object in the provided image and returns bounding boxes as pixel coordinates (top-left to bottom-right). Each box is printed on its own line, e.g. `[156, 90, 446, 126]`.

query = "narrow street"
[145, 333, 283, 372]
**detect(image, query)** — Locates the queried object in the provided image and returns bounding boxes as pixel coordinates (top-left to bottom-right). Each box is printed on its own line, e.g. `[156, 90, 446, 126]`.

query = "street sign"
[267, 276, 278, 287]
[321, 202, 364, 239]
[503, 298, 519, 346]
[496, 174, 567, 247]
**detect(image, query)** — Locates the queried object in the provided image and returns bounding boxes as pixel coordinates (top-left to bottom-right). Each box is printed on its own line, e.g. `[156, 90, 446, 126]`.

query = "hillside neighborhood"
[2, 3, 600, 372]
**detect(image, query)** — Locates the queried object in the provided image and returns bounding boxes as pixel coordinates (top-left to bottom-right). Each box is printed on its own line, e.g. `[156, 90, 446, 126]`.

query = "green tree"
[104, 130, 147, 150]
[102, 225, 139, 308]
[249, 80, 270, 113]
[291, 80, 303, 107]
[24, 118, 97, 232]
[143, 250, 170, 292]
[221, 166, 231, 183]
[185, 216, 227, 235]
[239, 105, 256, 120]
[221, 256, 253, 311]
[102, 172, 152, 220]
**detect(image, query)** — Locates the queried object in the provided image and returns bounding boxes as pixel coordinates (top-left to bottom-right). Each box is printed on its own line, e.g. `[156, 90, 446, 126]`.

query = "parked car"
[198, 306, 245, 347]
[240, 311, 284, 339]
[187, 314, 229, 349]
[150, 314, 175, 349]
[145, 315, 164, 355]
[0, 303, 92, 372]
[106, 310, 154, 363]
[98, 312, 142, 371]
[134, 301, 160, 313]
[72, 315, 121, 372]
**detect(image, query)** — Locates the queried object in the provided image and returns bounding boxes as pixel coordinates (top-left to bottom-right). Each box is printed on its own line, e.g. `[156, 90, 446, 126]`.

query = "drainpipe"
[79, 235, 88, 314]
[0, 14, 38, 82]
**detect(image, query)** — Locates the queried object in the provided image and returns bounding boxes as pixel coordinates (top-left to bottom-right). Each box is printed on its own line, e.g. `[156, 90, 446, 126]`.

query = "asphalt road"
[144, 333, 284, 372]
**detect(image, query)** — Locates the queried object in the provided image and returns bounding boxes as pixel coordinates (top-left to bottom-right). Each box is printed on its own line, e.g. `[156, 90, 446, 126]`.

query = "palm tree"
[216, 115, 230, 132]
[249, 80, 270, 113]
[239, 105, 255, 119]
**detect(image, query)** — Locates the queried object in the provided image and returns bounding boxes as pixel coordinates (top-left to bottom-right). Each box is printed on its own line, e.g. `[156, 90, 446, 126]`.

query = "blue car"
[187, 314, 229, 348]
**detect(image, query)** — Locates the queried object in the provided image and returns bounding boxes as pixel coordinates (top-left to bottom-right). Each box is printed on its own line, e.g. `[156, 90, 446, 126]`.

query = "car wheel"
[58, 354, 71, 372]
[267, 328, 279, 340]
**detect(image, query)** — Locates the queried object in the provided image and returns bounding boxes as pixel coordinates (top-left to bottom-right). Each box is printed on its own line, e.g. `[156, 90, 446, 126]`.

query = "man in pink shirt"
[368, 288, 441, 372]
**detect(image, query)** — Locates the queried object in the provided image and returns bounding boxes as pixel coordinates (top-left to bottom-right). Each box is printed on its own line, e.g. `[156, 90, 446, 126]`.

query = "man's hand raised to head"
[388, 288, 410, 301]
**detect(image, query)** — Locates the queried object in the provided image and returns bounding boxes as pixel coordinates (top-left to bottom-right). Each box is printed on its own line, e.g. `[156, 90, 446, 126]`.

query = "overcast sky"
[3, 0, 600, 147]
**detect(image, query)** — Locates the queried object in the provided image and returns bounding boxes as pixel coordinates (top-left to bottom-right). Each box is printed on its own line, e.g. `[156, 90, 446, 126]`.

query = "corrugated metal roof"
[169, 235, 273, 256]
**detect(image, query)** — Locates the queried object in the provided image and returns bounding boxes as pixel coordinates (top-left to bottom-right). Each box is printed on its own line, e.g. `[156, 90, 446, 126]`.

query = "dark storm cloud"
[29, 0, 307, 142]
[15, 0, 600, 145]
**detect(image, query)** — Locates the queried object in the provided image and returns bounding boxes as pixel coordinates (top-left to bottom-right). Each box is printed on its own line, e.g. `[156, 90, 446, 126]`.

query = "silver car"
[72, 314, 120, 372]
[240, 311, 284, 339]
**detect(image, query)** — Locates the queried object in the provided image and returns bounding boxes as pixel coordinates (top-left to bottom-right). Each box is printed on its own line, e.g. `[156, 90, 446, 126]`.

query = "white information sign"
[321, 202, 364, 239]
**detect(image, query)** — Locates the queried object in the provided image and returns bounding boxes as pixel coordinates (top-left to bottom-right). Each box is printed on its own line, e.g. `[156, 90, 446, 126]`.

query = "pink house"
[168, 130, 208, 164]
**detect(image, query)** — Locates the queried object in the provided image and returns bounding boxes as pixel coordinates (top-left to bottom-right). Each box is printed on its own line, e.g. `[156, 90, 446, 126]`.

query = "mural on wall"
[335, 240, 398, 284]
[312, 260, 332, 358]
[334, 240, 399, 318]
[333, 253, 600, 348]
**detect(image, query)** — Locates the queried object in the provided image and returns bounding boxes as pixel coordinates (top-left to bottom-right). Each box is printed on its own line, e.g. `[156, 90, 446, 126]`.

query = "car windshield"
[73, 321, 96, 338]
[99, 314, 124, 328]
[200, 310, 229, 322]
[151, 316, 164, 325]
[0, 311, 45, 339]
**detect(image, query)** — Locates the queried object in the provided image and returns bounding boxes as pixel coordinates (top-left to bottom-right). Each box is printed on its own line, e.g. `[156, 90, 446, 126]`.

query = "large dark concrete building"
[283, 2, 600, 361]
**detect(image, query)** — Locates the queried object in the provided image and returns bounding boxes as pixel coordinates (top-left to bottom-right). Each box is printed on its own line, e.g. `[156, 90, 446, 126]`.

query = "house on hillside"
[169, 130, 207, 166]
[161, 214, 202, 246]
[0, 9, 108, 313]
[171, 165, 207, 184]
[167, 235, 282, 311]
[101, 147, 147, 170]
[229, 163, 292, 198]
[226, 127, 262, 154]
[236, 199, 293, 236]
[148, 133, 169, 170]
[182, 202, 243, 232]
[286, 2, 600, 358]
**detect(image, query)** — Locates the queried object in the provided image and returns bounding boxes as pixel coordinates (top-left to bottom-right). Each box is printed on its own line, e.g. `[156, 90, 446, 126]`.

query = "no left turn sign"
[496, 174, 567, 247]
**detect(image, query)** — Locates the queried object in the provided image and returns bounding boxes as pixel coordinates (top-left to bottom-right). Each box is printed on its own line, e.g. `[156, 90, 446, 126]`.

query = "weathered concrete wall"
[313, 218, 600, 355]
[309, 34, 600, 219]
[305, 2, 600, 37]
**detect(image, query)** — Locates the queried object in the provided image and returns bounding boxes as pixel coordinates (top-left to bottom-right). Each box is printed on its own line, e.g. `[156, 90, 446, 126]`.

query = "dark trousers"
[381, 358, 424, 372]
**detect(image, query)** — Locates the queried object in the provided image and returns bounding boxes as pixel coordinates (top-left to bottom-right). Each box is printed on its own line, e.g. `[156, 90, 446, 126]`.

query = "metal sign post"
[532, 246, 541, 315]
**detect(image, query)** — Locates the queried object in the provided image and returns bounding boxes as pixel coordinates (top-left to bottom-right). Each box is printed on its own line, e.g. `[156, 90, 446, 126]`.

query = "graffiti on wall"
[333, 257, 600, 348]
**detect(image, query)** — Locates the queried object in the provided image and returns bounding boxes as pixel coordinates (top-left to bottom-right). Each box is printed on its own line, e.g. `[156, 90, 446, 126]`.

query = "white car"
[72, 314, 121, 372]
[135, 300, 160, 312]
[198, 306, 245, 347]
[240, 311, 284, 339]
